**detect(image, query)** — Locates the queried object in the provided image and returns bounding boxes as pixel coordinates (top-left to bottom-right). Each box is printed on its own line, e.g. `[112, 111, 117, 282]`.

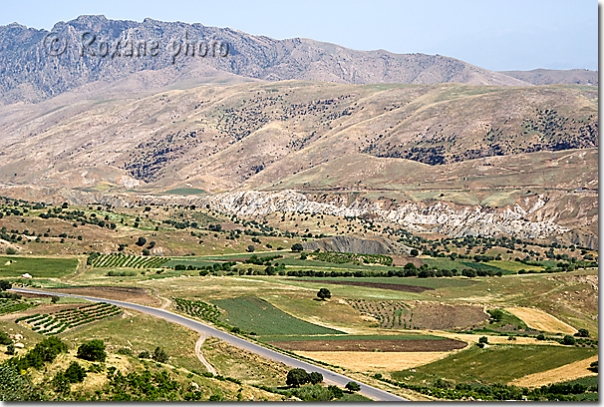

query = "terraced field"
[174, 298, 221, 323]
[89, 254, 169, 269]
[15, 302, 122, 335]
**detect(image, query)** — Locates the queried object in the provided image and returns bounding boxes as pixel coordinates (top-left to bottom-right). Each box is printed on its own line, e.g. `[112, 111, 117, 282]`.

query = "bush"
[410, 249, 419, 256]
[561, 335, 576, 346]
[77, 339, 107, 362]
[536, 333, 546, 341]
[309, 371, 323, 385]
[291, 243, 304, 253]
[138, 350, 151, 359]
[576, 328, 589, 338]
[247, 245, 255, 253]
[478, 336, 489, 344]
[0, 331, 12, 345]
[64, 361, 87, 383]
[136, 237, 147, 247]
[152, 346, 169, 363]
[0, 280, 11, 291]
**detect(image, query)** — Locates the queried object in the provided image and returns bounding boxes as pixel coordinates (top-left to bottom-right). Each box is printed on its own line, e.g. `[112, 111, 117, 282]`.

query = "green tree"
[51, 371, 71, 396]
[327, 385, 344, 399]
[345, 381, 361, 392]
[286, 368, 310, 388]
[247, 245, 255, 253]
[536, 333, 546, 341]
[0, 280, 11, 291]
[291, 243, 304, 253]
[136, 237, 147, 247]
[0, 331, 11, 345]
[410, 249, 419, 257]
[317, 288, 331, 300]
[309, 371, 323, 385]
[478, 336, 489, 344]
[77, 339, 107, 362]
[50, 295, 60, 304]
[577, 328, 589, 338]
[5, 343, 15, 355]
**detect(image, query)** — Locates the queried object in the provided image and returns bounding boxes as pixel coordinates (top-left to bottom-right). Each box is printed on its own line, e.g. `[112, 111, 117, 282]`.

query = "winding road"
[12, 288, 406, 402]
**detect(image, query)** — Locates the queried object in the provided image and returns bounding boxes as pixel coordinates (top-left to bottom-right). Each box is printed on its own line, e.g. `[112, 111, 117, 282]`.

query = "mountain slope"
[501, 69, 598, 86]
[0, 15, 531, 105]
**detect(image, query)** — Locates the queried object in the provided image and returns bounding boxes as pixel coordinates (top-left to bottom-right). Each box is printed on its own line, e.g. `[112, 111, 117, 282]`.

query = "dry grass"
[296, 351, 453, 372]
[509, 355, 598, 387]
[506, 307, 577, 334]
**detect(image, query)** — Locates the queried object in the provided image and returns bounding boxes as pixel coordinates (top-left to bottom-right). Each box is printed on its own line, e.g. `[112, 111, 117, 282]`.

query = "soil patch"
[51, 286, 161, 307]
[303, 280, 434, 293]
[348, 299, 488, 330]
[295, 351, 452, 372]
[269, 338, 466, 352]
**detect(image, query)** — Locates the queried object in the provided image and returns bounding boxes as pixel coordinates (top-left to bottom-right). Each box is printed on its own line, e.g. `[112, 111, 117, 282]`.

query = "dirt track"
[269, 338, 466, 352]
[52, 286, 161, 307]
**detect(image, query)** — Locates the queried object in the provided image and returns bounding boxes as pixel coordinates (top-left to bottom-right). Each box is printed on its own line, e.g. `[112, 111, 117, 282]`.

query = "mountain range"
[0, 15, 598, 248]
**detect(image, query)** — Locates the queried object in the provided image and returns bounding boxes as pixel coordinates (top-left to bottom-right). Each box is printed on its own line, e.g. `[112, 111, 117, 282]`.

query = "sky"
[0, 0, 597, 71]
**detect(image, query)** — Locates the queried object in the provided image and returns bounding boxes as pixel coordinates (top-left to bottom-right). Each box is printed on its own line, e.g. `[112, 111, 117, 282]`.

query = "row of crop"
[174, 298, 221, 323]
[16, 303, 122, 335]
[91, 254, 168, 269]
[0, 301, 32, 316]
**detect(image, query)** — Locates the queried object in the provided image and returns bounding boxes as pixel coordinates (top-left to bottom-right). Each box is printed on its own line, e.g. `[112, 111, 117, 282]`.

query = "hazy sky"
[1, 0, 597, 71]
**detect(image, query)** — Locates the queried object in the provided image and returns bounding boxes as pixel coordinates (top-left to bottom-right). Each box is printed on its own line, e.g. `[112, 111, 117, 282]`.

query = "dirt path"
[509, 355, 598, 387]
[506, 307, 577, 334]
[195, 334, 217, 375]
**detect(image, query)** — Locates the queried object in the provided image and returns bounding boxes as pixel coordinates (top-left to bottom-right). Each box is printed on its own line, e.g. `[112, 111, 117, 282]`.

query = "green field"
[0, 256, 78, 278]
[289, 276, 477, 289]
[392, 345, 597, 385]
[260, 333, 445, 342]
[212, 296, 344, 335]
[489, 260, 543, 272]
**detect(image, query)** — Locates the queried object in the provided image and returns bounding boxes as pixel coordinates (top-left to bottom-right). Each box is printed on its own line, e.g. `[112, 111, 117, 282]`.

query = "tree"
[562, 335, 576, 346]
[345, 381, 361, 392]
[138, 350, 151, 359]
[589, 360, 598, 373]
[291, 243, 304, 253]
[0, 280, 11, 291]
[50, 295, 60, 304]
[478, 336, 489, 344]
[536, 333, 546, 341]
[136, 237, 147, 247]
[576, 328, 589, 338]
[410, 249, 419, 257]
[247, 245, 255, 253]
[309, 371, 323, 385]
[286, 368, 310, 388]
[317, 288, 331, 300]
[152, 346, 169, 363]
[77, 339, 107, 362]
[64, 361, 87, 383]
[0, 331, 11, 346]
[5, 344, 15, 355]
[142, 249, 150, 256]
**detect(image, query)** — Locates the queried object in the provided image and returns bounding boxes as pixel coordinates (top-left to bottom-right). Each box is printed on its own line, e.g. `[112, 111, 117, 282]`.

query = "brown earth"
[302, 280, 434, 293]
[295, 351, 453, 372]
[51, 286, 161, 307]
[509, 355, 598, 387]
[269, 338, 466, 352]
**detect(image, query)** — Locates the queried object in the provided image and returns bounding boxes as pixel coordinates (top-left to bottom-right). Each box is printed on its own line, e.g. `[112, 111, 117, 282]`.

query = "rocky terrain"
[0, 15, 534, 105]
[501, 69, 598, 86]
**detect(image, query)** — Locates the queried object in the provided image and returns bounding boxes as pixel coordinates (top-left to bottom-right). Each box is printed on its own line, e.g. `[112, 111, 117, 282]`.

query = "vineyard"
[348, 299, 414, 329]
[88, 253, 169, 269]
[15, 302, 122, 335]
[348, 299, 489, 330]
[311, 252, 393, 266]
[0, 299, 33, 315]
[174, 298, 221, 324]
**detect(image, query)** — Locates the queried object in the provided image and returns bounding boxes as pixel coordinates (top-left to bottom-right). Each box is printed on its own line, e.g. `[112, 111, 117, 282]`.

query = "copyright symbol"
[43, 32, 67, 56]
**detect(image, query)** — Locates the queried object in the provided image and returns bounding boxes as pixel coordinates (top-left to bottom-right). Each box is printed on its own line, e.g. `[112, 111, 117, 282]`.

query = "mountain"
[0, 15, 531, 105]
[501, 69, 598, 86]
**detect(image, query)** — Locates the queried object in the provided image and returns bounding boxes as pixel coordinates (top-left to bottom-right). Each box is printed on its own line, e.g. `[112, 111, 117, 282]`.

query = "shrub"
[0, 331, 12, 345]
[317, 288, 331, 300]
[576, 328, 589, 338]
[478, 336, 489, 344]
[562, 335, 576, 346]
[138, 350, 151, 359]
[536, 333, 546, 341]
[152, 346, 169, 363]
[309, 371, 323, 385]
[291, 243, 304, 253]
[64, 361, 87, 383]
[77, 339, 107, 362]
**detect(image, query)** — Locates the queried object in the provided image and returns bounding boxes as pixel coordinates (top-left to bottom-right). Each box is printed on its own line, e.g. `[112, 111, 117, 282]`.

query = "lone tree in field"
[247, 245, 255, 253]
[50, 295, 60, 304]
[410, 249, 419, 257]
[286, 368, 310, 388]
[136, 237, 147, 247]
[291, 243, 304, 253]
[576, 328, 589, 338]
[317, 288, 331, 300]
[345, 381, 361, 392]
[562, 335, 576, 346]
[77, 339, 107, 362]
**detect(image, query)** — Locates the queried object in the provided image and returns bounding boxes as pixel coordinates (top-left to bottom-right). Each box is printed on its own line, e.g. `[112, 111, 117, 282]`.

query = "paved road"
[12, 288, 406, 402]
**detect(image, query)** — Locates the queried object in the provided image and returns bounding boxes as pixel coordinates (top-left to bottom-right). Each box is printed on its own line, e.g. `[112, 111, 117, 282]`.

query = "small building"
[21, 273, 32, 279]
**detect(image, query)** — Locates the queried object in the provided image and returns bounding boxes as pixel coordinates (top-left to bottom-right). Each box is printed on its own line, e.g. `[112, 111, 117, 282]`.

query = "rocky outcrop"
[302, 236, 408, 255]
